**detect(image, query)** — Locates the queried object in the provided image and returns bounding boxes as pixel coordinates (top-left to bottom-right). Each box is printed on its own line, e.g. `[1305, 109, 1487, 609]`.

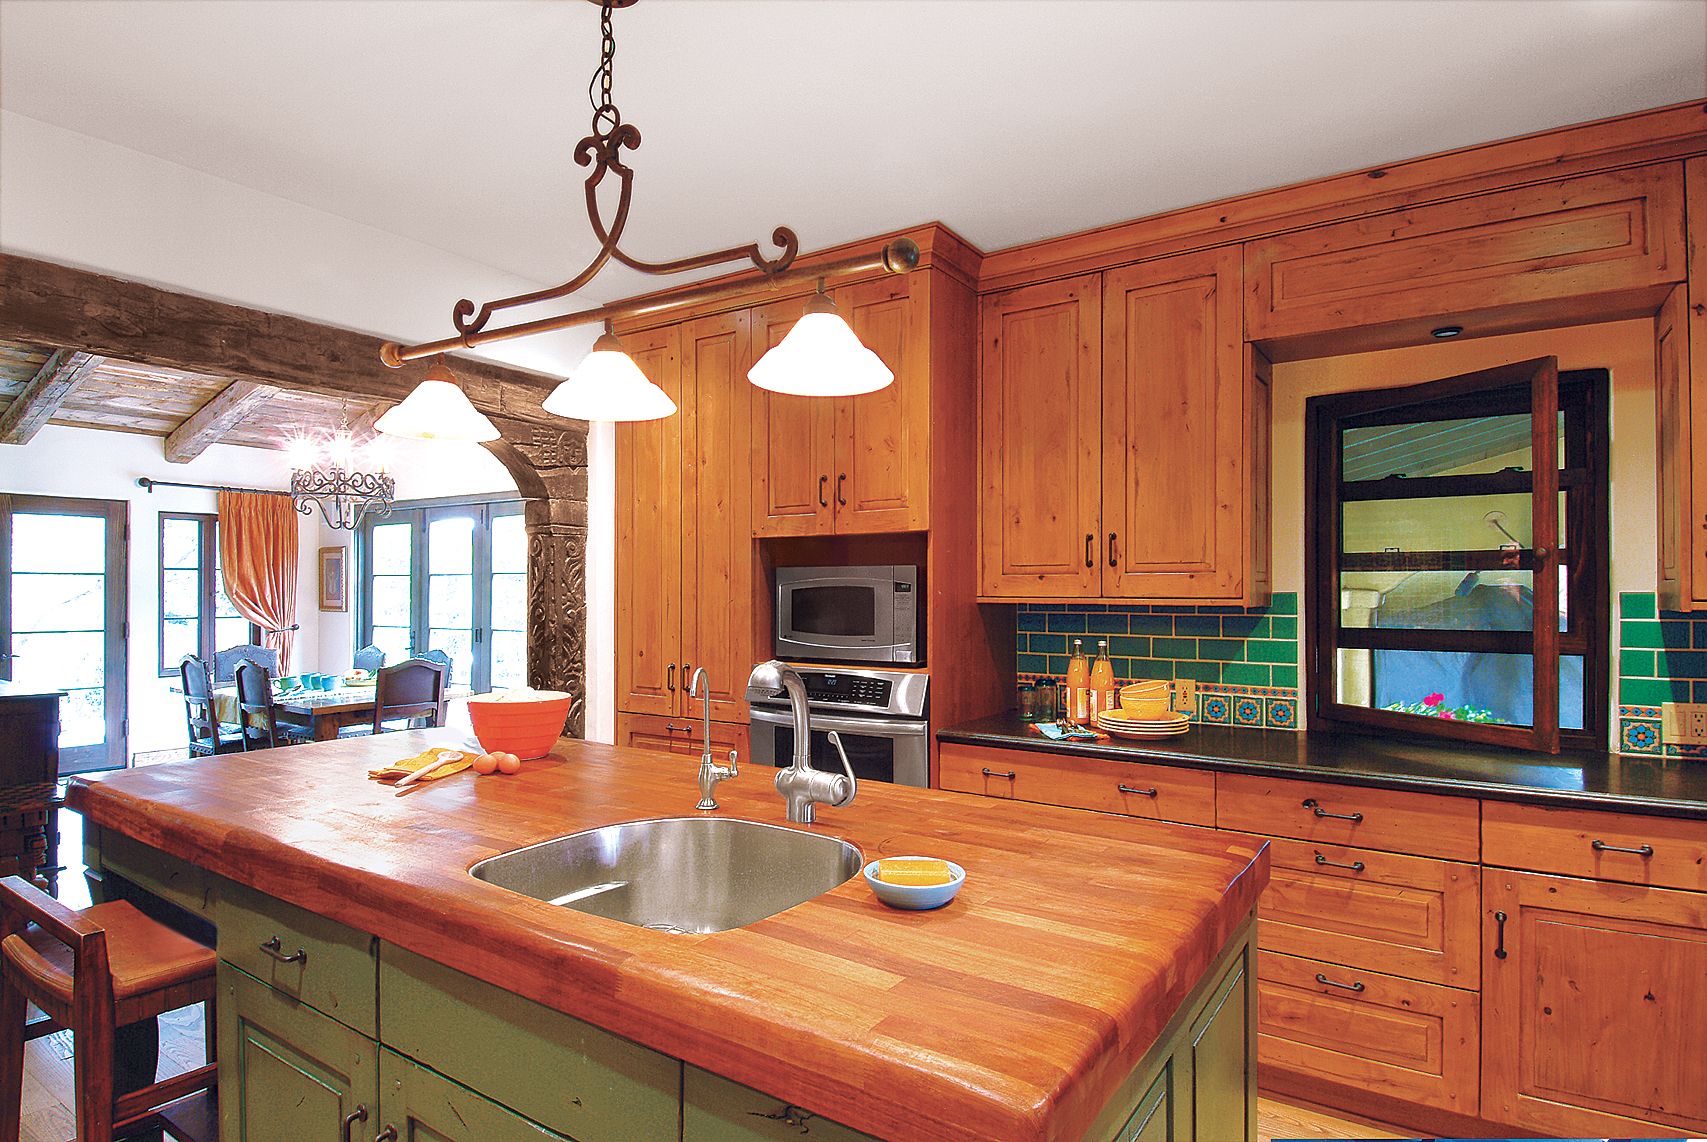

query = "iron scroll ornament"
[448, 0, 799, 339]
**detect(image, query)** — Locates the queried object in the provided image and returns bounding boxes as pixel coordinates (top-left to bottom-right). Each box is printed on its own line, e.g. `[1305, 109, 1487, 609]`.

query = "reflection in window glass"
[1337, 647, 1585, 731]
[1341, 409, 1563, 481]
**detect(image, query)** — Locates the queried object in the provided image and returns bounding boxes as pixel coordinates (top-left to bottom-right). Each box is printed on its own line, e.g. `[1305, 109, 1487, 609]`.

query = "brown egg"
[495, 752, 522, 775]
[471, 752, 499, 776]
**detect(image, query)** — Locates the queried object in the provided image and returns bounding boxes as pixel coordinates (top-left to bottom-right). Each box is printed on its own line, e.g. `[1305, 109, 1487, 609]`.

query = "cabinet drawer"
[217, 880, 377, 1036]
[1256, 837, 1479, 988]
[938, 743, 1216, 826]
[1482, 801, 1707, 891]
[94, 829, 216, 922]
[618, 712, 748, 759]
[380, 1047, 572, 1142]
[379, 944, 680, 1142]
[1257, 950, 1479, 1116]
[1245, 165, 1684, 340]
[683, 1065, 877, 1142]
[1216, 773, 1478, 860]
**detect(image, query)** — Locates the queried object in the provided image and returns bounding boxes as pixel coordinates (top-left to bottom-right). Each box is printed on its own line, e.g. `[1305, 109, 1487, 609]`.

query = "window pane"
[12, 514, 105, 573]
[1341, 492, 1565, 556]
[372, 576, 412, 626]
[491, 573, 526, 632]
[57, 688, 105, 749]
[215, 579, 243, 619]
[1341, 570, 1536, 632]
[427, 516, 474, 574]
[428, 574, 472, 628]
[491, 514, 527, 573]
[14, 631, 105, 689]
[215, 616, 252, 650]
[161, 518, 202, 568]
[372, 626, 412, 663]
[1339, 646, 1537, 727]
[1342, 411, 1546, 480]
[425, 630, 471, 688]
[162, 618, 199, 668]
[371, 523, 412, 576]
[490, 631, 527, 690]
[1560, 655, 1585, 732]
[12, 573, 105, 632]
[162, 569, 202, 621]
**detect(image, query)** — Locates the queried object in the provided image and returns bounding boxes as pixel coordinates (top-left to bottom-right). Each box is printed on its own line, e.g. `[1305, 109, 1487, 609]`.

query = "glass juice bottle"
[1090, 639, 1116, 720]
[1066, 639, 1090, 724]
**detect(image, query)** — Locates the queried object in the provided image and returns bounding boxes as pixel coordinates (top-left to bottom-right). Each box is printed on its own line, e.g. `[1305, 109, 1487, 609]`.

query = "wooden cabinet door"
[218, 960, 379, 1142]
[1103, 246, 1252, 601]
[1186, 938, 1255, 1142]
[378, 1048, 572, 1141]
[1659, 155, 1706, 612]
[680, 312, 755, 723]
[750, 298, 835, 537]
[615, 326, 685, 717]
[1483, 869, 1707, 1135]
[977, 273, 1102, 597]
[831, 275, 929, 533]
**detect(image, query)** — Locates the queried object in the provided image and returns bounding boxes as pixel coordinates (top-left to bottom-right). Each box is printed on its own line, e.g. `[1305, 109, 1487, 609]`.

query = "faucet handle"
[825, 731, 858, 808]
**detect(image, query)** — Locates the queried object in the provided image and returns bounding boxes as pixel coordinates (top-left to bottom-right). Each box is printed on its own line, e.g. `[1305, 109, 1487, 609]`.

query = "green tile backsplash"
[1618, 592, 1707, 758]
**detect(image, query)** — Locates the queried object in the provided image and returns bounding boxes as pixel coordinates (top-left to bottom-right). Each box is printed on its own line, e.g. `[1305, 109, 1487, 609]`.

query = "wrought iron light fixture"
[378, 0, 918, 420]
[286, 422, 395, 531]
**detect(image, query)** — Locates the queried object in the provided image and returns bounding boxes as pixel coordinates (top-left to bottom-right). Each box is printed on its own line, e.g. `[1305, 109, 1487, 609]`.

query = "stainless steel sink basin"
[469, 816, 863, 934]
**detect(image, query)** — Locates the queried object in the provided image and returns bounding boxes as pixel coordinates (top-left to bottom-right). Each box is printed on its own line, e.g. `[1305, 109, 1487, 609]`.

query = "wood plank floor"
[1258, 1095, 1406, 1141]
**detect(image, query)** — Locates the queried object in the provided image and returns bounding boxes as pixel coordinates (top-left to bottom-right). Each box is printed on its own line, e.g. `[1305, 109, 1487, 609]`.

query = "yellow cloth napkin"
[368, 747, 472, 784]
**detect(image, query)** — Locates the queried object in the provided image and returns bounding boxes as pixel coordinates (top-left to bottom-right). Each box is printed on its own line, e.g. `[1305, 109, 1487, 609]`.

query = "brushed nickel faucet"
[689, 667, 738, 810]
[744, 660, 856, 824]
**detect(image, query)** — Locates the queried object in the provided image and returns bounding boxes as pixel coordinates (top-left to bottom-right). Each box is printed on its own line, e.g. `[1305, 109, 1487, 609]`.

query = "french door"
[0, 494, 128, 773]
[359, 499, 526, 693]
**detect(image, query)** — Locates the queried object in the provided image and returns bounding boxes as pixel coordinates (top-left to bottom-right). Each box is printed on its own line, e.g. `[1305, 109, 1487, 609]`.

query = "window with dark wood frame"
[1305, 358, 1609, 753]
[157, 512, 258, 676]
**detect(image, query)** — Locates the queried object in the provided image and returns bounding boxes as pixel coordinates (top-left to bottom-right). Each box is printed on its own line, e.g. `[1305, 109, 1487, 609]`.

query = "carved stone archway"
[0, 256, 591, 734]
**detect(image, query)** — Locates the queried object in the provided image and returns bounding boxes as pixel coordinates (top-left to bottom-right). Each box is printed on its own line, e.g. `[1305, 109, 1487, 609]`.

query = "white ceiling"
[2, 0, 1703, 309]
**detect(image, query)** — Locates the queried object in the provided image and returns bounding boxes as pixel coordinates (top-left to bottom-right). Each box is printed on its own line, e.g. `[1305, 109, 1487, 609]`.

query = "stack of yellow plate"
[1096, 708, 1191, 739]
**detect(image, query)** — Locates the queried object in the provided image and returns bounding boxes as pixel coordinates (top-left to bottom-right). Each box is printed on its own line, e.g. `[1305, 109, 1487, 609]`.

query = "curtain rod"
[135, 477, 290, 497]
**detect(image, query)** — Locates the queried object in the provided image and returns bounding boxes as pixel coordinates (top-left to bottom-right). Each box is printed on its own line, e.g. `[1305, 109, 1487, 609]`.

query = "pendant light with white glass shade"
[542, 323, 678, 422]
[374, 358, 500, 442]
[747, 284, 894, 397]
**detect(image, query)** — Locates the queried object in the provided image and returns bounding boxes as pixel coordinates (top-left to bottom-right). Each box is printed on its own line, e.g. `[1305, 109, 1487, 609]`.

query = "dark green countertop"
[937, 713, 1707, 821]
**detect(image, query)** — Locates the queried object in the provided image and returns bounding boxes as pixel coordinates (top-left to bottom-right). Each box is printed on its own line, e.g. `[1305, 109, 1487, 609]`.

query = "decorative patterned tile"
[1200, 694, 1231, 724]
[1265, 698, 1297, 729]
[1620, 718, 1662, 755]
[1232, 695, 1265, 727]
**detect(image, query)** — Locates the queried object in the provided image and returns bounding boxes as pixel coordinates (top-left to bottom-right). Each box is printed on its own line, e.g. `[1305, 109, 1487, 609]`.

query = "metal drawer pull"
[1591, 839, 1653, 857]
[374, 1128, 399, 1142]
[1313, 852, 1366, 872]
[1117, 784, 1158, 797]
[341, 1106, 368, 1142]
[981, 767, 1016, 780]
[667, 663, 676, 691]
[1301, 797, 1363, 823]
[818, 474, 828, 507]
[259, 936, 308, 965]
[1493, 909, 1508, 959]
[1084, 533, 1094, 568]
[1313, 972, 1365, 993]
[666, 723, 690, 733]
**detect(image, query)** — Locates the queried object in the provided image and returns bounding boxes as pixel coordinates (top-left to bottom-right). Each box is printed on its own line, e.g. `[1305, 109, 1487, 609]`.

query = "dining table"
[205, 682, 474, 741]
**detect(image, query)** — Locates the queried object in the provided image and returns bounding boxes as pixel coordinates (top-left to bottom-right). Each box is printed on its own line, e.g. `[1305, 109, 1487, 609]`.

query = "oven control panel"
[801, 672, 892, 708]
[750, 666, 929, 719]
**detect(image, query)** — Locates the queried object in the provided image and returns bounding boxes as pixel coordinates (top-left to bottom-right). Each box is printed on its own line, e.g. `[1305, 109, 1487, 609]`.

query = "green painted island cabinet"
[88, 827, 1256, 1142]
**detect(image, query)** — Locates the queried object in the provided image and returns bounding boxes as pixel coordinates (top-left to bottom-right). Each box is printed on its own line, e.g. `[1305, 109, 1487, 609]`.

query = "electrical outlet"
[1173, 678, 1198, 713]
[1661, 702, 1707, 745]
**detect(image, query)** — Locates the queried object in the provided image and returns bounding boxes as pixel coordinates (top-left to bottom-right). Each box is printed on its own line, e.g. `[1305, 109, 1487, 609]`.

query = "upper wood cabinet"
[1246, 166, 1686, 344]
[751, 275, 930, 536]
[1657, 156, 1707, 612]
[977, 273, 1103, 598]
[978, 252, 1270, 603]
[615, 315, 753, 724]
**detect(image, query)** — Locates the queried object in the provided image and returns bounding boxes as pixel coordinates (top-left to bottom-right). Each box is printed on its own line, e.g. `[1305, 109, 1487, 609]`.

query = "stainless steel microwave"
[774, 565, 920, 665]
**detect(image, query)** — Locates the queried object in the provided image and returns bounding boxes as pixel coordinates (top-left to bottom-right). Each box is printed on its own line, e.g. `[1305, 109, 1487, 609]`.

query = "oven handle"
[748, 708, 930, 736]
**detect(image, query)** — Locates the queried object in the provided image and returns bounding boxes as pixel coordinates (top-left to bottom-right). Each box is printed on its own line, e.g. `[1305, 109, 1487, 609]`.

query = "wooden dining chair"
[212, 644, 277, 686]
[179, 656, 241, 758]
[233, 662, 308, 750]
[0, 875, 217, 1142]
[370, 657, 449, 734]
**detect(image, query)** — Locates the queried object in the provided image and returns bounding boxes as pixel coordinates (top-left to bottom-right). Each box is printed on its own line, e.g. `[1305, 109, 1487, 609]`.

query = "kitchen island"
[69, 729, 1268, 1142]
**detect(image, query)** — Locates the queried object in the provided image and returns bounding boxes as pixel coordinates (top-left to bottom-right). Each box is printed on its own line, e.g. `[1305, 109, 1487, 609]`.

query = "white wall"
[0, 111, 615, 742]
[1, 424, 320, 758]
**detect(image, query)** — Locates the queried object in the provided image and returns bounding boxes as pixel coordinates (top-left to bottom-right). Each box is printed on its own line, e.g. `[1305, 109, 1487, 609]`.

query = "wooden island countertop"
[68, 729, 1268, 1142]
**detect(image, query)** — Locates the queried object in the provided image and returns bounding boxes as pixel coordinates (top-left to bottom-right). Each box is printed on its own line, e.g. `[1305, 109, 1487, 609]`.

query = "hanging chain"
[588, 0, 619, 138]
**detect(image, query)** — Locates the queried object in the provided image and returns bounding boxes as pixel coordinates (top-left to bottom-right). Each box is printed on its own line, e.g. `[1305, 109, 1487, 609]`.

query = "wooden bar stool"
[0, 876, 217, 1142]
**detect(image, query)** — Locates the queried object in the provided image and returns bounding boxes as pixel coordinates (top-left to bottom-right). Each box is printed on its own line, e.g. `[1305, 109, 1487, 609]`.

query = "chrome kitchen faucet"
[689, 667, 738, 810]
[744, 660, 857, 824]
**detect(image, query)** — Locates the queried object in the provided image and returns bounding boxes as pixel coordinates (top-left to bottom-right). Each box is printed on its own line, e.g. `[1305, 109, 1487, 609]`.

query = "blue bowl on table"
[862, 857, 966, 911]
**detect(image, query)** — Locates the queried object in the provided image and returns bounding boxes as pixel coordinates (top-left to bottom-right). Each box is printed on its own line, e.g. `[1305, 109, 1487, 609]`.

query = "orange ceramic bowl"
[467, 691, 572, 761]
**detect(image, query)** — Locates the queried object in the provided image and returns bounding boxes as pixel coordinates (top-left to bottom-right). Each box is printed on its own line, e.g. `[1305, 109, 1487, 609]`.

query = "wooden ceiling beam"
[0, 255, 564, 429]
[345, 401, 391, 447]
[163, 378, 281, 463]
[0, 348, 105, 445]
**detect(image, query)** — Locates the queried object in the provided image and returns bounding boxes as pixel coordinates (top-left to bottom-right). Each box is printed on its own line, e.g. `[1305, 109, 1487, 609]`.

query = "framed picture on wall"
[318, 546, 348, 612]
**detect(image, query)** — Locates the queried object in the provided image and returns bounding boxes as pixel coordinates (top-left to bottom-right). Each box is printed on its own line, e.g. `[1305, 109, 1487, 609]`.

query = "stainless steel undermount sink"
[469, 816, 864, 934]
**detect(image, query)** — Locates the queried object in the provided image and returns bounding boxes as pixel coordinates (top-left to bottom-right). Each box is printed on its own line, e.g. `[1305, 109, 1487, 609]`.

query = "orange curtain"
[217, 491, 299, 671]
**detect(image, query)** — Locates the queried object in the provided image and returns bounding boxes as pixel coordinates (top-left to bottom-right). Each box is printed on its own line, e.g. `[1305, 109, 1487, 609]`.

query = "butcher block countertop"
[68, 729, 1268, 1142]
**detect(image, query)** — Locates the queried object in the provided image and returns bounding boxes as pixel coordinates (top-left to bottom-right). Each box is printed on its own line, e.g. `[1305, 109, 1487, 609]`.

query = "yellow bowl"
[1120, 681, 1169, 700]
[1118, 694, 1173, 718]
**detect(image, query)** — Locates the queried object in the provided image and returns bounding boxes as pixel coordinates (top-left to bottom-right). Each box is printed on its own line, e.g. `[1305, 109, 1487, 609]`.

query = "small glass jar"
[1016, 682, 1037, 722]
